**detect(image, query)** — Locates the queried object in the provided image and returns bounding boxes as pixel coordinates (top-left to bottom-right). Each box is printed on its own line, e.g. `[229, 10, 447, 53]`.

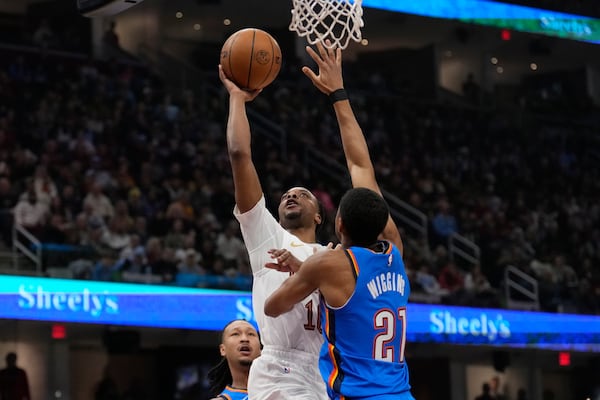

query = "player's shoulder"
[308, 246, 346, 267]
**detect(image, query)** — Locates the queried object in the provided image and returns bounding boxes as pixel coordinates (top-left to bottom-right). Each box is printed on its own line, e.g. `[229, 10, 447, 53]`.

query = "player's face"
[220, 321, 261, 367]
[278, 187, 321, 230]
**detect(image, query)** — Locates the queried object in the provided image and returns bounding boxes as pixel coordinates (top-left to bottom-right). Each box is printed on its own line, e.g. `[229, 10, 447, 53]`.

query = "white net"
[289, 0, 364, 49]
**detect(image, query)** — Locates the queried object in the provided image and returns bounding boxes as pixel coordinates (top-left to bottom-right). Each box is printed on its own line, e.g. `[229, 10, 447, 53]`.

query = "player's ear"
[219, 343, 226, 357]
[335, 215, 344, 234]
[314, 212, 322, 226]
[314, 199, 324, 226]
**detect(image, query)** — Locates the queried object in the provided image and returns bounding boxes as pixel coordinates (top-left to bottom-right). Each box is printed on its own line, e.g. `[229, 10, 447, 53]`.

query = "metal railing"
[504, 265, 540, 311]
[448, 232, 480, 268]
[12, 224, 42, 273]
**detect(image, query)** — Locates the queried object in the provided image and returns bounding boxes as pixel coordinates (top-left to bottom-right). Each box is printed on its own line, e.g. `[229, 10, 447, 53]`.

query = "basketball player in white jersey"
[218, 39, 356, 399]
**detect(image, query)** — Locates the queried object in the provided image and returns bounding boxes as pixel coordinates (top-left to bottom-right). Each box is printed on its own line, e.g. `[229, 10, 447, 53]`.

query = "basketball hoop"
[289, 0, 364, 50]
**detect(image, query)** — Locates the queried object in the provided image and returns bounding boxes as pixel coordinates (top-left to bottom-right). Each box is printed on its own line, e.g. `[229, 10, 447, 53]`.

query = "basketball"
[220, 28, 282, 91]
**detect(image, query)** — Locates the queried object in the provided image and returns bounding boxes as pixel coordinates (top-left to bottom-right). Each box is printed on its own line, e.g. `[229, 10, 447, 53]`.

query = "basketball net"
[289, 0, 364, 49]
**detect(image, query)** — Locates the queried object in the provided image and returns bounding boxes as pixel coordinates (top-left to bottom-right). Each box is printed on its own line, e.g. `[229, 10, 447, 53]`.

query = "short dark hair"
[338, 188, 389, 247]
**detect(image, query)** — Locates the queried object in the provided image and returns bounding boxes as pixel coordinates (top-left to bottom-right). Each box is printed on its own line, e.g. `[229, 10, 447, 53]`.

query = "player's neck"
[287, 227, 316, 244]
[229, 368, 249, 390]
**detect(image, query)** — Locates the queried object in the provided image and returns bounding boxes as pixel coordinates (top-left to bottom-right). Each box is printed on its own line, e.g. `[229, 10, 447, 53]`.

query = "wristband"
[329, 88, 348, 104]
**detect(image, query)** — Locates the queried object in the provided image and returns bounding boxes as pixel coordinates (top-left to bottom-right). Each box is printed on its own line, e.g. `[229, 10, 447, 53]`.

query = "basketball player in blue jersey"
[263, 42, 415, 400]
[218, 38, 387, 399]
[208, 320, 261, 400]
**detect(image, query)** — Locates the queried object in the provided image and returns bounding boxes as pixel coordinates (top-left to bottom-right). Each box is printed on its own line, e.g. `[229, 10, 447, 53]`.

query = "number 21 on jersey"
[373, 307, 406, 362]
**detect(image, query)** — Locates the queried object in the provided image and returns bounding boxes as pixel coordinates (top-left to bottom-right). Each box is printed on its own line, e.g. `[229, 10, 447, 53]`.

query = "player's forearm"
[226, 94, 252, 159]
[333, 100, 380, 193]
[264, 291, 294, 317]
[333, 100, 374, 171]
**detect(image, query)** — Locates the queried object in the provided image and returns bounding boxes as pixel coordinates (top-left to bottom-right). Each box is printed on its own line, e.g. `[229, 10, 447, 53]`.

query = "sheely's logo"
[235, 297, 253, 322]
[430, 311, 510, 341]
[18, 285, 119, 317]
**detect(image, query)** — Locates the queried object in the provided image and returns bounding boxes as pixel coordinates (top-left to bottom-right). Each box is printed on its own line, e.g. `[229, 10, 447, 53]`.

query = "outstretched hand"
[302, 40, 344, 95]
[265, 248, 304, 273]
[265, 243, 341, 273]
[218, 64, 262, 101]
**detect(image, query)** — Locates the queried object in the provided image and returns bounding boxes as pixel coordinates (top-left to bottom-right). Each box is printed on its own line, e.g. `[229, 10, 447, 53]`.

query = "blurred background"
[0, 0, 598, 399]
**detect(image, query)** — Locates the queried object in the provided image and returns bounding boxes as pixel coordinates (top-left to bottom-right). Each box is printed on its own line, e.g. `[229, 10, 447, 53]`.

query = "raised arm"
[219, 65, 263, 213]
[302, 43, 403, 251]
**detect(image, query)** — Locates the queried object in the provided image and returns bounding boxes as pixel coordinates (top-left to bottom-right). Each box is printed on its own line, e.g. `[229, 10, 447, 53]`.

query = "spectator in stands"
[42, 213, 70, 244]
[438, 261, 465, 304]
[165, 192, 194, 222]
[176, 248, 205, 275]
[132, 216, 149, 245]
[83, 183, 114, 222]
[530, 256, 559, 311]
[577, 258, 600, 314]
[416, 264, 448, 297]
[464, 264, 498, 307]
[215, 220, 246, 271]
[552, 255, 578, 311]
[144, 237, 177, 282]
[113, 200, 134, 233]
[84, 219, 113, 258]
[432, 198, 458, 246]
[119, 234, 144, 261]
[60, 184, 81, 222]
[32, 165, 57, 206]
[115, 160, 136, 194]
[164, 219, 187, 250]
[101, 218, 131, 251]
[92, 253, 119, 281]
[0, 352, 30, 400]
[174, 233, 199, 262]
[13, 186, 48, 236]
[120, 247, 149, 279]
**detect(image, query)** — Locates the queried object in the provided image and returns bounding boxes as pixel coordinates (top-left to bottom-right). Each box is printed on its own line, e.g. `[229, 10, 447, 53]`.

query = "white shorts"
[248, 346, 328, 400]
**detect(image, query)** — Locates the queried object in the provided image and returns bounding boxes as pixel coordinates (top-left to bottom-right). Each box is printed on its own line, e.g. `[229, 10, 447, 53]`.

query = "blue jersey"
[218, 385, 248, 400]
[319, 241, 414, 400]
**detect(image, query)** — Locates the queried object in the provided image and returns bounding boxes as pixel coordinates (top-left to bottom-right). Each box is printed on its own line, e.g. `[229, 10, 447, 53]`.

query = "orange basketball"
[220, 28, 282, 91]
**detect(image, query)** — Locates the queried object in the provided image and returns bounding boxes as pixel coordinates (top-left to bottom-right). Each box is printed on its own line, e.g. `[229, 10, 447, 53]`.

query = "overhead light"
[175, 11, 183, 19]
[223, 18, 231, 26]
[490, 57, 498, 65]
[361, 39, 369, 46]
[496, 66, 504, 74]
[530, 62, 538, 71]
[193, 23, 201, 31]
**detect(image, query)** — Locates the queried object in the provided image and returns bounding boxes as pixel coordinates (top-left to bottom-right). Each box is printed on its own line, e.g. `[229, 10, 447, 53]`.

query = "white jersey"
[234, 196, 324, 355]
